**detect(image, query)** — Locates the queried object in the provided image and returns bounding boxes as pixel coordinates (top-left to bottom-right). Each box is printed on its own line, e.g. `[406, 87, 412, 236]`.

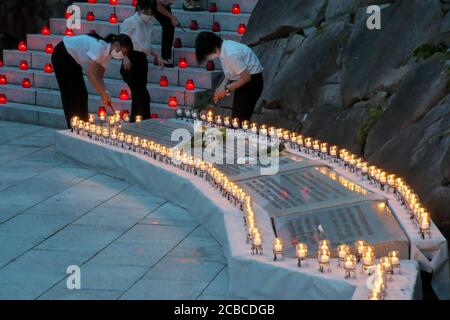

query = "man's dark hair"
[88, 33, 134, 53]
[195, 31, 223, 65]
[136, 0, 157, 14]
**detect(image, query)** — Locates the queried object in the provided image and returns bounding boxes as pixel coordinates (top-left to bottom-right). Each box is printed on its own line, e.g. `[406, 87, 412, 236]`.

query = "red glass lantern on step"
[45, 43, 54, 54]
[231, 4, 241, 14]
[237, 23, 247, 35]
[119, 89, 129, 100]
[22, 78, 32, 88]
[173, 38, 182, 49]
[212, 22, 221, 32]
[0, 94, 7, 104]
[178, 58, 188, 69]
[109, 13, 118, 24]
[168, 96, 178, 108]
[86, 11, 95, 21]
[151, 113, 158, 119]
[205, 60, 215, 71]
[0, 75, 7, 85]
[44, 63, 54, 73]
[121, 109, 130, 121]
[109, 0, 119, 5]
[132, 0, 137, 7]
[18, 41, 27, 52]
[185, 79, 195, 91]
[190, 20, 199, 31]
[88, 0, 97, 3]
[208, 2, 218, 13]
[0, 59, 3, 68]
[65, 28, 74, 36]
[98, 106, 107, 118]
[19, 60, 29, 70]
[41, 26, 51, 36]
[159, 76, 169, 87]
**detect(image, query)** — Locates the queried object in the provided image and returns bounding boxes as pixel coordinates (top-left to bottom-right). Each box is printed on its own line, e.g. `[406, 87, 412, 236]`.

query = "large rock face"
[239, 0, 450, 237]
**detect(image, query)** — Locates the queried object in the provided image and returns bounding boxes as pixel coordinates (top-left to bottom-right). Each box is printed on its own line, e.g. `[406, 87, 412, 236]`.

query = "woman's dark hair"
[88, 33, 134, 52]
[195, 31, 223, 64]
[136, 0, 157, 14]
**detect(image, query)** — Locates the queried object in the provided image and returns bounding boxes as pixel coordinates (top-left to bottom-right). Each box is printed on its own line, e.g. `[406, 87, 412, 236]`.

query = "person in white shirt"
[51, 33, 133, 128]
[120, 0, 164, 122]
[195, 32, 264, 122]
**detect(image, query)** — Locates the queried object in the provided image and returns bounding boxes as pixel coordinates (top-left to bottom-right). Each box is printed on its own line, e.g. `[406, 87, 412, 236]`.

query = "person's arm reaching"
[86, 59, 111, 106]
[214, 70, 251, 103]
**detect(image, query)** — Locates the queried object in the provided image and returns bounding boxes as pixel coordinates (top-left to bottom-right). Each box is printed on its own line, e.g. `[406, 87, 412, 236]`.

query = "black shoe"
[164, 63, 174, 68]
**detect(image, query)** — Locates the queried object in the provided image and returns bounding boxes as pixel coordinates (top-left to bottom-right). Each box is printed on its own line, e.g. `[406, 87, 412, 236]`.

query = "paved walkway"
[0, 120, 235, 300]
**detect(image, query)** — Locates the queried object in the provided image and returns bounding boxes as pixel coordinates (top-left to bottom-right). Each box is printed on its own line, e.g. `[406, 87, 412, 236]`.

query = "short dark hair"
[195, 32, 223, 65]
[88, 33, 134, 54]
[136, 0, 157, 14]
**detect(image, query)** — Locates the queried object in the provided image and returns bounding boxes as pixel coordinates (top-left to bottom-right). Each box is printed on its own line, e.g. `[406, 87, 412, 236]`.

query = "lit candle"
[224, 117, 230, 127]
[88, 114, 95, 124]
[108, 116, 115, 126]
[251, 123, 258, 134]
[242, 120, 249, 131]
[296, 243, 307, 259]
[330, 146, 337, 157]
[319, 239, 330, 252]
[388, 251, 400, 267]
[215, 115, 222, 126]
[207, 110, 213, 123]
[135, 115, 142, 123]
[319, 250, 330, 263]
[70, 116, 79, 129]
[345, 255, 356, 270]
[232, 118, 239, 129]
[268, 127, 276, 137]
[260, 125, 268, 136]
[274, 238, 283, 252]
[338, 244, 349, 259]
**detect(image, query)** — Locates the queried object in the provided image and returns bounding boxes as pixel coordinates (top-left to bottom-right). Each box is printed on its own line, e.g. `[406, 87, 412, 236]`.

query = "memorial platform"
[55, 118, 450, 299]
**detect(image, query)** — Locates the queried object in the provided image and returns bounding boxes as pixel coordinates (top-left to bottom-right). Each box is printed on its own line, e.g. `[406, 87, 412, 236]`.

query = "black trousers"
[52, 41, 88, 128]
[120, 50, 151, 122]
[232, 73, 264, 122]
[154, 4, 174, 60]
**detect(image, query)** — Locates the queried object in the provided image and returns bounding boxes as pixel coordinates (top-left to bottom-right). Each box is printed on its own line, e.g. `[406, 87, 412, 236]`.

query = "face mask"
[206, 51, 220, 61]
[140, 13, 152, 23]
[111, 49, 124, 60]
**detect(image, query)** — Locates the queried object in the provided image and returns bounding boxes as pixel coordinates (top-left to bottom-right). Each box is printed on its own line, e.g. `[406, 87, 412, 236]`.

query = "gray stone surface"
[0, 120, 234, 299]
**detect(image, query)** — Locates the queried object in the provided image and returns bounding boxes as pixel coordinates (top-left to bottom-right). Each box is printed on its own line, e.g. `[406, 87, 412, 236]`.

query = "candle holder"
[125, 135, 133, 150]
[304, 138, 312, 154]
[380, 257, 393, 281]
[362, 246, 375, 275]
[95, 126, 102, 141]
[344, 254, 357, 279]
[88, 124, 96, 140]
[110, 129, 117, 146]
[273, 238, 283, 261]
[117, 132, 125, 148]
[318, 239, 330, 252]
[70, 116, 79, 132]
[368, 289, 384, 300]
[191, 109, 199, 121]
[418, 215, 431, 239]
[388, 250, 401, 274]
[318, 249, 331, 273]
[184, 108, 192, 121]
[175, 108, 184, 120]
[215, 115, 223, 127]
[296, 243, 308, 267]
[329, 146, 338, 163]
[337, 244, 350, 267]
[251, 231, 263, 256]
[241, 120, 249, 132]
[232, 118, 240, 131]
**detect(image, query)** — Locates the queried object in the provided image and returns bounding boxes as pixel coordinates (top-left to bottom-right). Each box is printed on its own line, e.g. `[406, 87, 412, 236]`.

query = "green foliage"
[357, 99, 387, 153]
[413, 43, 448, 61]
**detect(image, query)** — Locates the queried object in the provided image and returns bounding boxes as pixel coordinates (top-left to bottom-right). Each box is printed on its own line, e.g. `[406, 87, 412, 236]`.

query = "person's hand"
[213, 90, 227, 103]
[101, 91, 112, 107]
[156, 56, 168, 69]
[171, 15, 179, 27]
[123, 57, 132, 71]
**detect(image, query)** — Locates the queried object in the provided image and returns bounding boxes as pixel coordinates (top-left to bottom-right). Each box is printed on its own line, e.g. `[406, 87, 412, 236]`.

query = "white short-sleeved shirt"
[219, 40, 264, 81]
[63, 35, 111, 69]
[120, 12, 154, 54]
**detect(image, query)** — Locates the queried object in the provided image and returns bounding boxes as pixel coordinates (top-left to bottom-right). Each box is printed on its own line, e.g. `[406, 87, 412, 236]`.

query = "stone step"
[0, 102, 67, 129]
[93, 0, 258, 14]
[0, 66, 210, 107]
[74, 2, 250, 32]
[3, 48, 222, 89]
[49, 18, 243, 47]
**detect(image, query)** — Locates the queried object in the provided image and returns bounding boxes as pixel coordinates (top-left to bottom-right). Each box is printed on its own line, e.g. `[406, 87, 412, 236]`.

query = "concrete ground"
[0, 120, 236, 300]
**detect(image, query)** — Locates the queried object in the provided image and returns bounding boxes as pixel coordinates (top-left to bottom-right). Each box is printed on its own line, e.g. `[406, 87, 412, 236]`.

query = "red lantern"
[18, 41, 27, 52]
[185, 79, 195, 91]
[178, 58, 188, 69]
[88, 0, 97, 3]
[205, 60, 215, 71]
[132, 0, 137, 7]
[231, 4, 241, 14]
[109, 13, 118, 24]
[0, 75, 7, 85]
[121, 109, 129, 120]
[86, 11, 95, 21]
[41, 26, 51, 36]
[173, 38, 182, 49]
[65, 12, 73, 19]
[212, 22, 221, 32]
[44, 63, 53, 73]
[237, 24, 247, 35]
[190, 20, 199, 31]
[98, 106, 107, 118]
[109, 0, 119, 5]
[159, 76, 169, 87]
[45, 43, 54, 54]
[0, 94, 7, 104]
[22, 78, 32, 88]
[119, 89, 129, 100]
[150, 113, 158, 119]
[208, 2, 218, 13]
[0, 59, 3, 68]
[19, 60, 29, 70]
[168, 96, 178, 108]
[65, 28, 74, 36]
